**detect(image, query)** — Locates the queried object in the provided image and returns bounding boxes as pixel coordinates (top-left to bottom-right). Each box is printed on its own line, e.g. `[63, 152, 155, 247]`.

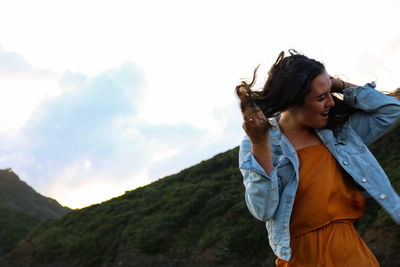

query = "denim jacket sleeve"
[343, 82, 400, 146]
[239, 136, 280, 221]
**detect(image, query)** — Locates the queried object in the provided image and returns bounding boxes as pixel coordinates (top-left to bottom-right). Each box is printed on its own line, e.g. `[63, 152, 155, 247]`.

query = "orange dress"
[276, 144, 379, 267]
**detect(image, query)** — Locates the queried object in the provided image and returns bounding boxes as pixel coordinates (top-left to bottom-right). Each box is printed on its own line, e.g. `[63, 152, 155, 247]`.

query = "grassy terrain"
[0, 206, 41, 253]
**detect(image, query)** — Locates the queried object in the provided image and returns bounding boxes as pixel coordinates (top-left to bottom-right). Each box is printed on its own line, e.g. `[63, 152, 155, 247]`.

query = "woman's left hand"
[330, 76, 357, 93]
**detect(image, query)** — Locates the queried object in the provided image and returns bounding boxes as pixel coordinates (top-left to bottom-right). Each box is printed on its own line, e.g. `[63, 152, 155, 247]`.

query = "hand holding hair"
[242, 105, 270, 146]
[330, 76, 358, 93]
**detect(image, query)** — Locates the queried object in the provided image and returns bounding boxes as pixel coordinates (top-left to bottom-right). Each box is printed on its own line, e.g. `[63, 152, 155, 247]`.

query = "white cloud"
[0, 47, 60, 136]
[0, 60, 223, 208]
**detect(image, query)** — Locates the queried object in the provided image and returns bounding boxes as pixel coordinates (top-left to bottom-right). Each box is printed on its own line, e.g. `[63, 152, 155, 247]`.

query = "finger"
[242, 122, 251, 134]
[244, 117, 254, 123]
[244, 112, 268, 127]
[256, 117, 268, 124]
[243, 105, 261, 118]
[243, 108, 265, 123]
[250, 112, 267, 125]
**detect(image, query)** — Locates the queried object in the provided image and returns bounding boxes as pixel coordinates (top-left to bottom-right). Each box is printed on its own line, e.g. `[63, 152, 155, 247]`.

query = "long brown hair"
[236, 50, 357, 130]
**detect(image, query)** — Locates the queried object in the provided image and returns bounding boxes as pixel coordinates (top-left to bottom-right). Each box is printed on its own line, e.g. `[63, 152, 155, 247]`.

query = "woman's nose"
[327, 93, 335, 107]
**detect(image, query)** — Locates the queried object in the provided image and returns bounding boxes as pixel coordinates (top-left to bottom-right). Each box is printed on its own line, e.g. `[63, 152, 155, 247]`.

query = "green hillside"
[0, 169, 71, 221]
[0, 206, 41, 253]
[0, 169, 72, 260]
[9, 146, 272, 266]
[7, 123, 400, 266]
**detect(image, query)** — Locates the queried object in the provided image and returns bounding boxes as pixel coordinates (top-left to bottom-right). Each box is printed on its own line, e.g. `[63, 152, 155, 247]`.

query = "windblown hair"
[388, 88, 400, 100]
[236, 50, 356, 130]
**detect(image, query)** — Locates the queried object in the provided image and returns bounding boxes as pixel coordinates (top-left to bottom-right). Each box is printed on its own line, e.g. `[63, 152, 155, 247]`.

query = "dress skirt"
[276, 144, 379, 267]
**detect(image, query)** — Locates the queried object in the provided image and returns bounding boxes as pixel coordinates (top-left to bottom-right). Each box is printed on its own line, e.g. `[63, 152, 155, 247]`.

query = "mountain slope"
[8, 122, 400, 266]
[0, 169, 72, 257]
[0, 206, 41, 254]
[9, 147, 271, 266]
[0, 169, 71, 221]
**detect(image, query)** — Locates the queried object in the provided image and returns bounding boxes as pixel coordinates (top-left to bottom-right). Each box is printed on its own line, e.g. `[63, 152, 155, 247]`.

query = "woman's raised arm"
[239, 105, 280, 221]
[331, 78, 400, 145]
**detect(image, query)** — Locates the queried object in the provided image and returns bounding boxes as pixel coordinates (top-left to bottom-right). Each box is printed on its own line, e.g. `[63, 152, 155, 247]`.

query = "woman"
[236, 50, 400, 266]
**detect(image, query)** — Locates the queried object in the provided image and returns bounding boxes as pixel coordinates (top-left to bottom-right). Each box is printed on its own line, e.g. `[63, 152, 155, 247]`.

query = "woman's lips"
[321, 110, 329, 119]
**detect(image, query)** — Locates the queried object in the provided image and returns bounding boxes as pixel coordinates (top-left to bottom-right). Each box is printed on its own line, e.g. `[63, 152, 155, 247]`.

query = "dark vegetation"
[0, 207, 41, 253]
[8, 146, 274, 266]
[0, 169, 70, 256]
[4, 89, 400, 266]
[0, 169, 71, 221]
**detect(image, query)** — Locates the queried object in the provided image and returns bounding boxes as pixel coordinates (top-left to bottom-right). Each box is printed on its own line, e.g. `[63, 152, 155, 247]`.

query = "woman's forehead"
[310, 72, 331, 95]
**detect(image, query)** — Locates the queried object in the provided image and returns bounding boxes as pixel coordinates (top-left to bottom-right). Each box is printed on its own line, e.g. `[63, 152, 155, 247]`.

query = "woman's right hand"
[242, 104, 274, 175]
[242, 105, 270, 145]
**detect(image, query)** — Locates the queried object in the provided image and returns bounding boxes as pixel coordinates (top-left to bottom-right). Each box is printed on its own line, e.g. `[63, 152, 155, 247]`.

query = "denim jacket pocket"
[335, 129, 366, 155]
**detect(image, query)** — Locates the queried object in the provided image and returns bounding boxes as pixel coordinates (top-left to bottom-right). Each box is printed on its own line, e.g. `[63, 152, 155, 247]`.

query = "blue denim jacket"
[239, 82, 400, 261]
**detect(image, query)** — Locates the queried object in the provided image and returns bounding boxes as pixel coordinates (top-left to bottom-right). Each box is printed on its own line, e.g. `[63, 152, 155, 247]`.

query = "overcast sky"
[0, 0, 399, 208]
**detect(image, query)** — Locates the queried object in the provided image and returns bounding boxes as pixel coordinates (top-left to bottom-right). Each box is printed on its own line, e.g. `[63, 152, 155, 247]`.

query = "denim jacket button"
[361, 178, 367, 183]
[379, 194, 386, 200]
[343, 160, 348, 165]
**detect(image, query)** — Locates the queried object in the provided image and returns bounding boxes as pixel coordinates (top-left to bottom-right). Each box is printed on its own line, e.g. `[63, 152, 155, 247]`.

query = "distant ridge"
[0, 169, 71, 259]
[0, 169, 71, 221]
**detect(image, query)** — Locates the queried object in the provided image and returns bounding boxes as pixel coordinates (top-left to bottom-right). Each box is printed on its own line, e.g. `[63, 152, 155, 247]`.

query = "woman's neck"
[278, 111, 321, 150]
[279, 111, 311, 135]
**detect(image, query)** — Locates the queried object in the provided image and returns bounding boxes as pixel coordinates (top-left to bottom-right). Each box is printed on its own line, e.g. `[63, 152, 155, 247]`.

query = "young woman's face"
[291, 70, 335, 129]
